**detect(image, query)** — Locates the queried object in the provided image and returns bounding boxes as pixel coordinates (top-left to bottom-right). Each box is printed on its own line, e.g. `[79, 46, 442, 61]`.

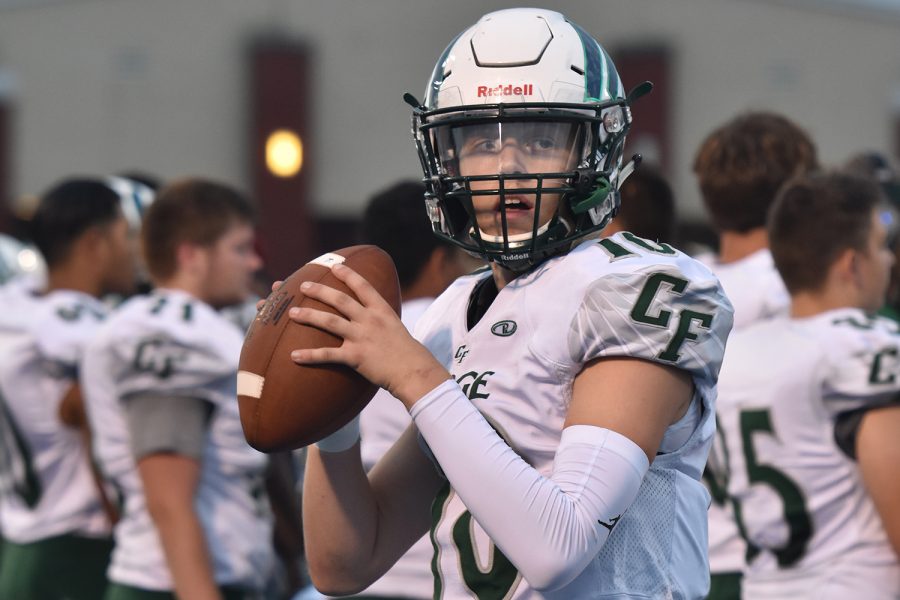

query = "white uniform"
[0, 289, 111, 543]
[82, 288, 273, 592]
[716, 309, 900, 599]
[358, 296, 436, 599]
[698, 248, 790, 578]
[416, 234, 733, 599]
[698, 249, 789, 331]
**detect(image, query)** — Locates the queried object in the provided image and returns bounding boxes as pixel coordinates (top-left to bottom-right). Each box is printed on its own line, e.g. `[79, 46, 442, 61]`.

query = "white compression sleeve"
[410, 379, 650, 591]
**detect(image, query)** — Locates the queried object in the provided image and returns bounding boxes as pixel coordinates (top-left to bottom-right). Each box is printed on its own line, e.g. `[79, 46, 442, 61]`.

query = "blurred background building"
[0, 0, 899, 276]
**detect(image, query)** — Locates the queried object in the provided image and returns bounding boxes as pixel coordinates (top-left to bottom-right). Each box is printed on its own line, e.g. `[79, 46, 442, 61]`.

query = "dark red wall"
[250, 42, 315, 280]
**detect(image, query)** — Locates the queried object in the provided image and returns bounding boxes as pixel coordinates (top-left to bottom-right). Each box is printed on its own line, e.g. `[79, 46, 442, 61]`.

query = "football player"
[355, 180, 471, 599]
[82, 179, 273, 600]
[842, 151, 900, 322]
[715, 171, 900, 598]
[0, 178, 140, 600]
[289, 9, 733, 599]
[692, 112, 819, 599]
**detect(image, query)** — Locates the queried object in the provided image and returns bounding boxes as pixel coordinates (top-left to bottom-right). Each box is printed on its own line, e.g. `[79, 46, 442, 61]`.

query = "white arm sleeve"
[410, 379, 649, 591]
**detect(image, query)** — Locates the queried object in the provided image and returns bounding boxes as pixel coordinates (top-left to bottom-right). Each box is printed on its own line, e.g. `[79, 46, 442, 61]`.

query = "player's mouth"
[497, 194, 532, 214]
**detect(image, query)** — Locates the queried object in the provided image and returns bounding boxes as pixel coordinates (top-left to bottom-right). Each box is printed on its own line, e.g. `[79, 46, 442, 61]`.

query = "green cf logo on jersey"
[133, 339, 185, 379]
[453, 371, 494, 400]
[630, 272, 713, 363]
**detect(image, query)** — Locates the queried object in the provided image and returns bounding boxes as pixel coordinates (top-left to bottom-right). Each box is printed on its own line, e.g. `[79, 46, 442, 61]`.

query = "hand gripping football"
[237, 245, 401, 452]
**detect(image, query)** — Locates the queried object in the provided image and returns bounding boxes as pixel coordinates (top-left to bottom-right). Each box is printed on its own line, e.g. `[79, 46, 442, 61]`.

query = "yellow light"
[266, 129, 303, 178]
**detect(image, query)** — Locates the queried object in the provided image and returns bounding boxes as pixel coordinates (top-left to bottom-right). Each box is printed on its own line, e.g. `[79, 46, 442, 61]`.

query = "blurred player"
[716, 172, 900, 598]
[842, 151, 900, 321]
[0, 178, 139, 600]
[352, 180, 470, 599]
[82, 178, 273, 600]
[602, 164, 676, 244]
[693, 112, 819, 599]
[292, 9, 733, 598]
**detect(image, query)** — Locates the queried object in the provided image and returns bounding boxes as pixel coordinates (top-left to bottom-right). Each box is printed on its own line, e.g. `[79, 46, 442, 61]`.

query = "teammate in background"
[292, 9, 732, 598]
[693, 112, 819, 599]
[602, 165, 676, 244]
[350, 180, 470, 599]
[104, 175, 158, 299]
[82, 179, 273, 600]
[716, 172, 900, 598]
[842, 152, 900, 321]
[693, 112, 817, 328]
[0, 178, 139, 600]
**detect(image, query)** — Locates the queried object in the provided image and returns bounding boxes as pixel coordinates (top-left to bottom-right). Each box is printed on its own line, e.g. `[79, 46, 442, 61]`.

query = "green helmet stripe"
[571, 22, 621, 101]
[602, 45, 623, 99]
[570, 22, 606, 101]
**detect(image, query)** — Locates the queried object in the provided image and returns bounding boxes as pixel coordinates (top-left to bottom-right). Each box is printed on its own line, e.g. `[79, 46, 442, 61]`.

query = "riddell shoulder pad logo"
[477, 84, 534, 98]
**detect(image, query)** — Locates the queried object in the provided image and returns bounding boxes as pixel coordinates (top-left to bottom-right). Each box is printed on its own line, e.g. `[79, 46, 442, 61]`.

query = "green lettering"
[659, 309, 713, 363]
[630, 273, 687, 327]
[868, 346, 898, 384]
[622, 231, 676, 255]
[597, 238, 637, 260]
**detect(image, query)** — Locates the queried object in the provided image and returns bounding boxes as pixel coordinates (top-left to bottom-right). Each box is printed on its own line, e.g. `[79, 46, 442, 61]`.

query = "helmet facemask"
[411, 99, 635, 271]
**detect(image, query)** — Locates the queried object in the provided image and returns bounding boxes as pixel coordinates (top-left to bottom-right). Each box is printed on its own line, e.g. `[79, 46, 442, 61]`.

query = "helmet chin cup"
[570, 173, 611, 215]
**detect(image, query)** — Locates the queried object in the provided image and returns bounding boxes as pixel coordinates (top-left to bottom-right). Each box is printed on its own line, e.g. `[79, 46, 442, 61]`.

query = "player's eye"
[472, 137, 500, 152]
[525, 137, 558, 153]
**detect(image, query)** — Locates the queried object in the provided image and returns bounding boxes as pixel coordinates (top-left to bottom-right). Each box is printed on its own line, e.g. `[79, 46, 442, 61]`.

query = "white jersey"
[697, 249, 789, 331]
[82, 289, 273, 592]
[416, 234, 734, 599]
[716, 309, 900, 598]
[699, 248, 790, 574]
[0, 288, 112, 543]
[359, 296, 436, 599]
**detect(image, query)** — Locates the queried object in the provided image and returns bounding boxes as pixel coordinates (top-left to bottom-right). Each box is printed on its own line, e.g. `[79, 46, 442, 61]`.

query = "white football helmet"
[0, 233, 45, 286]
[407, 8, 649, 271]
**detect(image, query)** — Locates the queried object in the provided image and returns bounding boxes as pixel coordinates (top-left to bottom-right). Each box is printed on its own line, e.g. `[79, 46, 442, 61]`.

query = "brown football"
[237, 245, 401, 452]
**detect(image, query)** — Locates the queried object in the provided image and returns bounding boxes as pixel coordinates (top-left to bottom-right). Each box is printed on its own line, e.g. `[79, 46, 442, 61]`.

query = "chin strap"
[570, 175, 611, 216]
[569, 154, 643, 217]
[476, 220, 554, 246]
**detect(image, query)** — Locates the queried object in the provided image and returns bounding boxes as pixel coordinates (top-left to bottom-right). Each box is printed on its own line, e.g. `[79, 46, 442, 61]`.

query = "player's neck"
[717, 228, 768, 264]
[490, 262, 519, 291]
[789, 289, 869, 319]
[45, 266, 103, 298]
[154, 272, 207, 305]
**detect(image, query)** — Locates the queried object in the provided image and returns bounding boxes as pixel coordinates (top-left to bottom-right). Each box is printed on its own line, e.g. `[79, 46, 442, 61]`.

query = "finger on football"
[331, 263, 387, 309]
[288, 306, 352, 339]
[298, 281, 363, 319]
[291, 347, 345, 365]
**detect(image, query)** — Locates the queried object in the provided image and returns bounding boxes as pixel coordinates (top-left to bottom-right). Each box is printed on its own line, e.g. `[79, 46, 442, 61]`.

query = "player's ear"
[79, 223, 112, 262]
[176, 241, 208, 276]
[836, 246, 866, 290]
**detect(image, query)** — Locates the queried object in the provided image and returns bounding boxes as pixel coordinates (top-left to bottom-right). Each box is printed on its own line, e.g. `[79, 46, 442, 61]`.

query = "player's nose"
[497, 141, 526, 175]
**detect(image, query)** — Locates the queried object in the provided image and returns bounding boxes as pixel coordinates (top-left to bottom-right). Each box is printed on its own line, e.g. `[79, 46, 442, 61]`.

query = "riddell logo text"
[477, 84, 534, 98]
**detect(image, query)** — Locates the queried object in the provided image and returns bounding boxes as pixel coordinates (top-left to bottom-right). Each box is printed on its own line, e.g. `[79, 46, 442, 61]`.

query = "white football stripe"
[237, 370, 265, 399]
[309, 252, 346, 268]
